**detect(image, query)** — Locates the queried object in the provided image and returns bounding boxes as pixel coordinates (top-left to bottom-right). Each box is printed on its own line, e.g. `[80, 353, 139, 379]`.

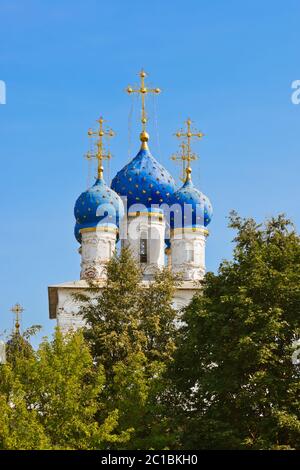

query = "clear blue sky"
[1, 0, 299, 342]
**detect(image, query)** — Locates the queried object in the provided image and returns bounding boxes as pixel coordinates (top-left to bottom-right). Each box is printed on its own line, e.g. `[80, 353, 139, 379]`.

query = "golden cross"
[10, 303, 24, 333]
[171, 141, 198, 182]
[126, 69, 161, 146]
[175, 118, 204, 180]
[87, 117, 115, 180]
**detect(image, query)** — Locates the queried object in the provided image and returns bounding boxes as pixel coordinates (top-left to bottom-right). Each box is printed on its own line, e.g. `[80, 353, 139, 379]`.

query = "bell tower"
[120, 70, 166, 279]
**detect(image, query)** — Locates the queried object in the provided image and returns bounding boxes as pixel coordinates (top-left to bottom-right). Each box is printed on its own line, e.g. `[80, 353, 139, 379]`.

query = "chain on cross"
[175, 118, 204, 180]
[171, 141, 198, 182]
[126, 70, 161, 145]
[87, 117, 115, 180]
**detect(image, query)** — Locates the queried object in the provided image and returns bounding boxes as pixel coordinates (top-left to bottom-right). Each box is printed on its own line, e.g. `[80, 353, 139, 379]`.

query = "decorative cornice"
[171, 226, 209, 237]
[80, 226, 118, 234]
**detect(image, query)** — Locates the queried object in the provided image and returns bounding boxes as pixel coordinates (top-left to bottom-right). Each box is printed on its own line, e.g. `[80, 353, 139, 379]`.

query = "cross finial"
[175, 118, 204, 181]
[87, 116, 115, 180]
[171, 141, 198, 182]
[126, 69, 161, 149]
[10, 303, 24, 334]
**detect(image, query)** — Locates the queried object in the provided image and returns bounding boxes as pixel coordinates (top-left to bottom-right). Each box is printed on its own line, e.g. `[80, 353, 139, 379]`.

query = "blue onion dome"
[74, 177, 124, 243]
[111, 133, 176, 211]
[169, 169, 213, 230]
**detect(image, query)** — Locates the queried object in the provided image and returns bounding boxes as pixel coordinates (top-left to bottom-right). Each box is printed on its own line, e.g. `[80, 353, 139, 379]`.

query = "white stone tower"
[121, 207, 166, 279]
[80, 225, 118, 280]
[170, 226, 208, 280]
[168, 119, 213, 281]
[111, 71, 176, 279]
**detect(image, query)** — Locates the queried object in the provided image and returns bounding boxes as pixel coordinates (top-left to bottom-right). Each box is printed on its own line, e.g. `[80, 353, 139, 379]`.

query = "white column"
[121, 210, 166, 279]
[80, 226, 118, 280]
[171, 227, 208, 280]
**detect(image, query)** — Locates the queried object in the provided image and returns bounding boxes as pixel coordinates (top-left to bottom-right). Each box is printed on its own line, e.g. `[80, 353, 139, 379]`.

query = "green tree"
[171, 213, 300, 450]
[0, 329, 130, 449]
[78, 248, 179, 370]
[110, 352, 172, 449]
[78, 247, 144, 371]
[5, 326, 40, 366]
[77, 247, 179, 449]
[0, 365, 50, 449]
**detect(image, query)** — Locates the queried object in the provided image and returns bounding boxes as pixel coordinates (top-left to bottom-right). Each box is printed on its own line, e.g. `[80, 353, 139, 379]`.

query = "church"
[48, 70, 213, 331]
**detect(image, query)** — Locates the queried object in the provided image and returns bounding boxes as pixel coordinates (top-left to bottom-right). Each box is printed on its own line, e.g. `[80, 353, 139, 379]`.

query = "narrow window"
[186, 249, 194, 263]
[140, 233, 148, 263]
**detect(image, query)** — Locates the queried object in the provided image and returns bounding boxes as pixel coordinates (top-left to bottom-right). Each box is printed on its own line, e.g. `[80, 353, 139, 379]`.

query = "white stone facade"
[80, 226, 117, 280]
[170, 227, 207, 281]
[49, 215, 208, 331]
[48, 279, 200, 332]
[121, 211, 166, 280]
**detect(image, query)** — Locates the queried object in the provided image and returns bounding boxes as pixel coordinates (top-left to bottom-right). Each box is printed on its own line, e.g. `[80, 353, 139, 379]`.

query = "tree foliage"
[78, 247, 179, 370]
[0, 329, 130, 449]
[2, 214, 300, 450]
[76, 247, 179, 449]
[171, 213, 300, 449]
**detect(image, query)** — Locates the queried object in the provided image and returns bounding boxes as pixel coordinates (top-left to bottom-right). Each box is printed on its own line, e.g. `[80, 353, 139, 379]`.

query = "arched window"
[140, 232, 148, 264]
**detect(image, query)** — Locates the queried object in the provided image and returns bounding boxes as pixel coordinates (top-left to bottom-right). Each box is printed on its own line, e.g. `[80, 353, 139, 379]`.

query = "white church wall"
[49, 280, 200, 332]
